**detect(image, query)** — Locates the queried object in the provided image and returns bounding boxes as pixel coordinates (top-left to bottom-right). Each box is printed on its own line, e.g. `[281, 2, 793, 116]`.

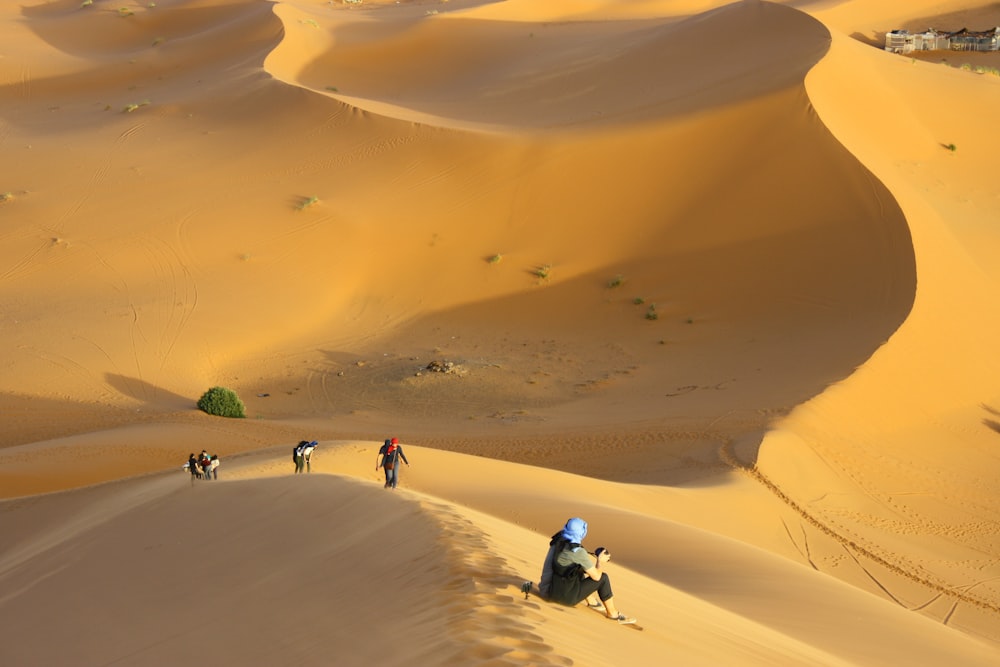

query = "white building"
[885, 27, 999, 54]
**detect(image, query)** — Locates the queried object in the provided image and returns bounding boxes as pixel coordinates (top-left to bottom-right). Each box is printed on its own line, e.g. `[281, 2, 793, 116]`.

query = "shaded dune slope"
[276, 1, 832, 129]
[0, 473, 556, 666]
[3, 450, 1000, 666]
[16, 0, 281, 102]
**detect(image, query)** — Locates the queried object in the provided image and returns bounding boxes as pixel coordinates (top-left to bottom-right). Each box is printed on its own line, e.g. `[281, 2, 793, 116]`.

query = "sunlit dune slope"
[1, 0, 913, 456]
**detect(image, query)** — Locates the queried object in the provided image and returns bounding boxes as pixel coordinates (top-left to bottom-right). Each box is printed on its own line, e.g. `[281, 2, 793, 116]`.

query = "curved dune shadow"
[279, 2, 832, 130]
[105, 374, 195, 410]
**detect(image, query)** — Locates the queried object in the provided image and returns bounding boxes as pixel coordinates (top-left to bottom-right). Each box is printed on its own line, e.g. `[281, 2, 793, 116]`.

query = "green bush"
[197, 386, 246, 418]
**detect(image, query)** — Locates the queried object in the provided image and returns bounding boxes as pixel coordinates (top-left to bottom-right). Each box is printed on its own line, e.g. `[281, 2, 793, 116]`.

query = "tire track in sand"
[56, 122, 146, 229]
[720, 441, 1000, 617]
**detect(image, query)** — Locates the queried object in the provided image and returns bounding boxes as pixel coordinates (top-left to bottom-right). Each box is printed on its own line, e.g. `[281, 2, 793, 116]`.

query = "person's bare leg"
[603, 597, 636, 623]
[603, 596, 620, 618]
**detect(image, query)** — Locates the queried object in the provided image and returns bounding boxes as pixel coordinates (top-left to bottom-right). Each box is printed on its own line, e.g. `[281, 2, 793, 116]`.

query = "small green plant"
[118, 7, 134, 16]
[325, 86, 339, 92]
[81, 0, 93, 6]
[197, 386, 246, 418]
[945, 143, 957, 152]
[487, 253, 502, 264]
[534, 264, 551, 280]
[0, 192, 12, 202]
[152, 37, 164, 46]
[608, 274, 624, 288]
[632, 296, 645, 305]
[297, 195, 319, 210]
[123, 100, 150, 113]
[645, 305, 658, 321]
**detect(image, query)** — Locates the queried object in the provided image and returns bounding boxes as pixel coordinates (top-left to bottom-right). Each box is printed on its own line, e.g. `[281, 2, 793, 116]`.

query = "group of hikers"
[186, 450, 220, 481]
[291, 436, 409, 488]
[181, 439, 632, 624]
[180, 437, 411, 488]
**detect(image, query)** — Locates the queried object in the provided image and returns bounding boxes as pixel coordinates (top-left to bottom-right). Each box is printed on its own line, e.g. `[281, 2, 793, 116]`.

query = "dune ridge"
[3, 0, 1000, 664]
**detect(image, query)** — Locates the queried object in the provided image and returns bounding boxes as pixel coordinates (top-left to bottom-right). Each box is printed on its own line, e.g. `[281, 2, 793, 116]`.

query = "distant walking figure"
[293, 441, 307, 474]
[376, 438, 409, 489]
[199, 450, 212, 481]
[302, 441, 317, 472]
[187, 453, 201, 482]
[210, 454, 220, 480]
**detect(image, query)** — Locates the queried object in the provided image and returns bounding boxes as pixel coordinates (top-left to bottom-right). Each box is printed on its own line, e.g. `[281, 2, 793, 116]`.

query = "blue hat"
[560, 517, 588, 543]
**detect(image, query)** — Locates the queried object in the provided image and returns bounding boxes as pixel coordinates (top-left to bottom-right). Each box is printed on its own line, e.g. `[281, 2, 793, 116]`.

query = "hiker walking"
[199, 450, 212, 481]
[187, 453, 201, 482]
[293, 441, 307, 474]
[301, 441, 317, 472]
[538, 517, 636, 624]
[376, 438, 409, 489]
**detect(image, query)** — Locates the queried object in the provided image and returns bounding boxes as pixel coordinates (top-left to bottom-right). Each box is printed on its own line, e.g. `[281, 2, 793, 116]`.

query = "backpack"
[547, 538, 585, 605]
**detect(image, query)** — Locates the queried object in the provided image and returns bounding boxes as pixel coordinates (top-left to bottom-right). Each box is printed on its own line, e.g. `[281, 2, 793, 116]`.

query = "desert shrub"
[197, 386, 246, 418]
[297, 195, 319, 210]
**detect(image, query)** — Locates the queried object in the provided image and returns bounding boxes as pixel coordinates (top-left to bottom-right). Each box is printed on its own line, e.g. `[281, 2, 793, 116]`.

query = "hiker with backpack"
[293, 441, 308, 474]
[376, 437, 409, 489]
[537, 517, 636, 625]
[199, 450, 212, 481]
[302, 441, 317, 472]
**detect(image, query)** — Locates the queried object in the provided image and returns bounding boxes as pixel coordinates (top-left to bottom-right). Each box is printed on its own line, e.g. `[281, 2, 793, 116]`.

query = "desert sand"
[1, 0, 999, 664]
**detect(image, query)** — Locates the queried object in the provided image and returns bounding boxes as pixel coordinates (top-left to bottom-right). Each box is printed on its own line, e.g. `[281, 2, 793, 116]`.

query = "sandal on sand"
[610, 613, 637, 625]
[587, 601, 605, 609]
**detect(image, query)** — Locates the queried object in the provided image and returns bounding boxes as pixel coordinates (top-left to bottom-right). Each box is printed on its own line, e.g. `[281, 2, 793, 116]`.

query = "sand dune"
[2, 0, 1000, 664]
[4, 446, 1000, 666]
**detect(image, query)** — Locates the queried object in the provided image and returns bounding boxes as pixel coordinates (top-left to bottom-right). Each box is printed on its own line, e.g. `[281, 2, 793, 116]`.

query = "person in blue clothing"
[538, 517, 636, 624]
[376, 437, 409, 489]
